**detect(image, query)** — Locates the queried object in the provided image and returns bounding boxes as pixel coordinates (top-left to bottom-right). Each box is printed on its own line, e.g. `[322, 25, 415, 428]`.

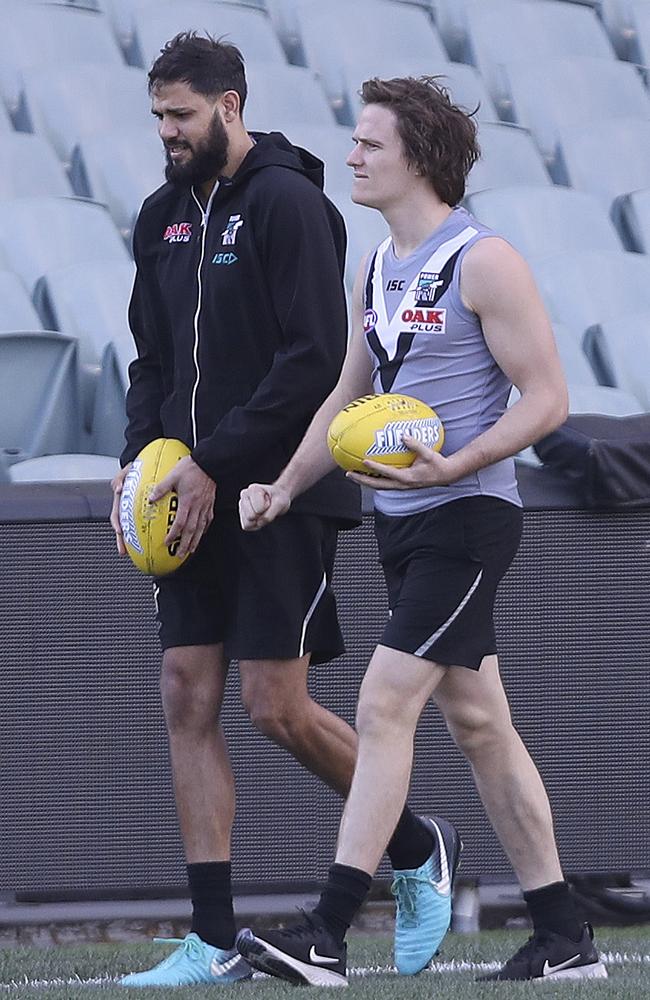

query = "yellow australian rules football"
[327, 393, 444, 474]
[119, 437, 191, 576]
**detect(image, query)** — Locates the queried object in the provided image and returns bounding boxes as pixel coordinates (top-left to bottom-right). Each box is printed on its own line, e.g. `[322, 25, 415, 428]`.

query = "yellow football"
[119, 437, 191, 576]
[327, 393, 444, 474]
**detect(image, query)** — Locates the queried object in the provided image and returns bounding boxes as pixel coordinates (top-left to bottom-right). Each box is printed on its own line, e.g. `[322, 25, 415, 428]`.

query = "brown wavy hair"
[360, 76, 480, 206]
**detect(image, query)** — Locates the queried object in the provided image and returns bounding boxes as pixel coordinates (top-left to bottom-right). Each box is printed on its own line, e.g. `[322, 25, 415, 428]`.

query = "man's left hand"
[347, 435, 459, 490]
[149, 456, 216, 557]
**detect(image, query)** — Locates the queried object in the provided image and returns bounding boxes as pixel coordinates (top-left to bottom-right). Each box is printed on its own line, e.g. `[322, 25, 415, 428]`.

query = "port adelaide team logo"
[401, 271, 446, 334]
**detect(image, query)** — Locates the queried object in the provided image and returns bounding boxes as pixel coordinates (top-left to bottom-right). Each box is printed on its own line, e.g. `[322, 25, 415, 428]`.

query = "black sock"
[386, 808, 435, 870]
[312, 863, 373, 945]
[187, 861, 236, 949]
[524, 881, 583, 942]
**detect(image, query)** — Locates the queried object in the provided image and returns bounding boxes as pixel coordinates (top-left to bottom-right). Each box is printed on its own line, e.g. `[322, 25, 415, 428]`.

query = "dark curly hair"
[148, 31, 247, 114]
[360, 76, 480, 206]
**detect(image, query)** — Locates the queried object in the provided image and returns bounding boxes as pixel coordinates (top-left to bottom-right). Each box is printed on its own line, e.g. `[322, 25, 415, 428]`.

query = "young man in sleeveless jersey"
[236, 77, 607, 985]
[110, 41, 454, 988]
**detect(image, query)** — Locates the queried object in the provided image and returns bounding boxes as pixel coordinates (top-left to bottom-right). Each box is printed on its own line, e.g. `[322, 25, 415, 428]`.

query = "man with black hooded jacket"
[110, 33, 450, 988]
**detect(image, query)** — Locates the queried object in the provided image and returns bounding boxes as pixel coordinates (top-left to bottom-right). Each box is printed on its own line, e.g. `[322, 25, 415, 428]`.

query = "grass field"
[1, 926, 650, 999]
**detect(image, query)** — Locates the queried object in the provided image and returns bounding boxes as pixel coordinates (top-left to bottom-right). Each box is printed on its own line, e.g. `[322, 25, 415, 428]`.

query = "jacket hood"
[225, 131, 326, 191]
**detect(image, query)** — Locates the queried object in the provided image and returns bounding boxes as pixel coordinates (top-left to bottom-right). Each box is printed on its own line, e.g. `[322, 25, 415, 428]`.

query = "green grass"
[1, 926, 649, 998]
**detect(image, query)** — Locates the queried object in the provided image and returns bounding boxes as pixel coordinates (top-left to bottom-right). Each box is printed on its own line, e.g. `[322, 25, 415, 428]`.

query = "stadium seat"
[33, 259, 135, 370]
[557, 117, 650, 240]
[615, 0, 650, 67]
[8, 453, 119, 483]
[336, 198, 390, 292]
[529, 250, 650, 343]
[129, 1, 287, 71]
[268, 123, 354, 198]
[619, 187, 650, 253]
[0, 331, 81, 464]
[466, 123, 550, 196]
[0, 133, 72, 199]
[0, 197, 130, 296]
[0, 271, 43, 332]
[91, 341, 129, 457]
[583, 311, 650, 408]
[70, 127, 165, 236]
[344, 56, 498, 126]
[19, 63, 151, 167]
[501, 57, 650, 179]
[465, 186, 622, 261]
[552, 323, 599, 387]
[243, 64, 337, 130]
[0, 2, 123, 114]
[567, 383, 643, 416]
[292, 0, 448, 123]
[464, 0, 616, 117]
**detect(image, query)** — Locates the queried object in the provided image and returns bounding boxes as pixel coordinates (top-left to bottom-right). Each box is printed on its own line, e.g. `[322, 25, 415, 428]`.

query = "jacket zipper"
[189, 183, 218, 447]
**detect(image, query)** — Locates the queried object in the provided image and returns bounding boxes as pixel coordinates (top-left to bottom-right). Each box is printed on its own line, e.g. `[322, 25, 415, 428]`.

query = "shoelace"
[391, 873, 431, 926]
[277, 909, 326, 941]
[151, 935, 204, 966]
[505, 931, 555, 967]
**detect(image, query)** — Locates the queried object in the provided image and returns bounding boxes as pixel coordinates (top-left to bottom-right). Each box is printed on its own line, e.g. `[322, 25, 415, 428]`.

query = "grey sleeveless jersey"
[363, 206, 521, 516]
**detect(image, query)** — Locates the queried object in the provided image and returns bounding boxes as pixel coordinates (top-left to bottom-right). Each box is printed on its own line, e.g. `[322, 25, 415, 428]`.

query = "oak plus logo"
[163, 221, 192, 243]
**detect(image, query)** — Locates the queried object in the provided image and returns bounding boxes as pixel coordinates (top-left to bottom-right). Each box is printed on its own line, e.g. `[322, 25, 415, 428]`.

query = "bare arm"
[350, 237, 568, 489]
[240, 258, 374, 529]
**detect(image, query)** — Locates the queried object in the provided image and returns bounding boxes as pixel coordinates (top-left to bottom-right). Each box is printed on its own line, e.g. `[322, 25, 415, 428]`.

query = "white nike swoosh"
[210, 954, 240, 977]
[308, 946, 339, 965]
[430, 821, 451, 895]
[543, 954, 582, 976]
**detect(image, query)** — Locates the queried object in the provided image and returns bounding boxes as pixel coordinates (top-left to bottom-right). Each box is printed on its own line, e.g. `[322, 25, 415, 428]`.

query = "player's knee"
[444, 703, 509, 759]
[246, 699, 303, 747]
[160, 656, 213, 731]
[355, 686, 412, 740]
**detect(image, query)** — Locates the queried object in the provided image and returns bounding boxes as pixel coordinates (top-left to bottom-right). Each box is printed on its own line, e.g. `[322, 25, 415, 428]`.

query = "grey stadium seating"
[464, 0, 616, 118]
[0, 133, 72, 200]
[19, 63, 151, 167]
[0, 331, 81, 465]
[70, 127, 165, 237]
[557, 116, 650, 242]
[243, 63, 337, 130]
[567, 383, 644, 416]
[501, 56, 650, 179]
[291, 0, 448, 123]
[619, 186, 650, 253]
[466, 123, 551, 196]
[0, 271, 43, 332]
[0, 196, 130, 296]
[0, 2, 123, 114]
[529, 250, 650, 343]
[465, 186, 623, 261]
[583, 311, 650, 408]
[128, 1, 287, 72]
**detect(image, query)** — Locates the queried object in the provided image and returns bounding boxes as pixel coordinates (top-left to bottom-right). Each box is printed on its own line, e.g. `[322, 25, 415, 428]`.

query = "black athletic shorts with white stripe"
[375, 496, 523, 670]
[154, 511, 344, 664]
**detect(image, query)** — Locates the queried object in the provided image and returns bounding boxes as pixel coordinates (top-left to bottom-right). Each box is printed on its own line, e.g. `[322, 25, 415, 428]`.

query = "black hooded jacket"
[121, 131, 360, 524]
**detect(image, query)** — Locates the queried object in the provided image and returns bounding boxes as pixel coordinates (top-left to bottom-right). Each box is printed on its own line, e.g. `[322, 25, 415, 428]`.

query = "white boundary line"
[0, 952, 648, 990]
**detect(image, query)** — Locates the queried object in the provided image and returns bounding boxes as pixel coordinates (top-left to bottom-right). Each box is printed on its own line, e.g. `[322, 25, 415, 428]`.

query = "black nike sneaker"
[478, 922, 607, 981]
[236, 913, 347, 987]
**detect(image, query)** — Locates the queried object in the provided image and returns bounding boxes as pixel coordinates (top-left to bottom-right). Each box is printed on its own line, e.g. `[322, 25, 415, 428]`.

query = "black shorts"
[153, 511, 344, 664]
[375, 496, 523, 670]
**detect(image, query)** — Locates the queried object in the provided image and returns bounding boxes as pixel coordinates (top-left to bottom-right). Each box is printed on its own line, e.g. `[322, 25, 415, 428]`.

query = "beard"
[164, 111, 229, 186]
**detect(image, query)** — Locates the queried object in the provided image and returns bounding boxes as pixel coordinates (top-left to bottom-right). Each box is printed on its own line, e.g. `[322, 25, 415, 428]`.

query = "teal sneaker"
[119, 932, 252, 987]
[391, 816, 462, 975]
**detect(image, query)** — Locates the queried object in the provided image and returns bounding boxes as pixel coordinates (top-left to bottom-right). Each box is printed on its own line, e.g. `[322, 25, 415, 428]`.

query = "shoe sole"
[236, 929, 348, 988]
[534, 961, 608, 982]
